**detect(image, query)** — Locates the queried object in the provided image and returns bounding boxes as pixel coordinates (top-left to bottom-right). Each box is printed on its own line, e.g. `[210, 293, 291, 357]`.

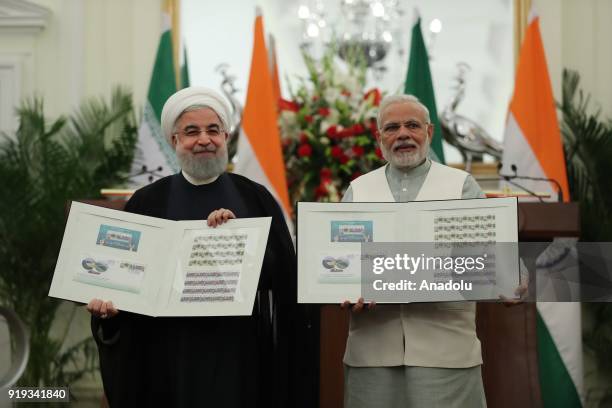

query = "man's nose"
[396, 127, 411, 139]
[196, 132, 212, 145]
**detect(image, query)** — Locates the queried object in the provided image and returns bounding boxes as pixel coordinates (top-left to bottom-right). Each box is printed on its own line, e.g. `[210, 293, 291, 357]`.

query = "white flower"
[280, 110, 297, 126]
[320, 109, 340, 134]
[327, 182, 340, 202]
[320, 120, 330, 134]
[351, 101, 378, 123]
[324, 87, 341, 105]
[340, 74, 362, 97]
[279, 111, 299, 140]
[328, 107, 340, 124]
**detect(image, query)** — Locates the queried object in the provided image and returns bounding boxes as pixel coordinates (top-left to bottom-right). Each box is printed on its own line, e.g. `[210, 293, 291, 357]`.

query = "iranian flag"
[234, 10, 292, 229]
[132, 0, 189, 186]
[501, 13, 582, 408]
[404, 15, 445, 164]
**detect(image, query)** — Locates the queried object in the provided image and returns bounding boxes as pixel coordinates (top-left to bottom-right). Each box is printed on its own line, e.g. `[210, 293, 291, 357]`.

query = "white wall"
[0, 0, 160, 126]
[560, 0, 612, 116]
[529, 0, 612, 117]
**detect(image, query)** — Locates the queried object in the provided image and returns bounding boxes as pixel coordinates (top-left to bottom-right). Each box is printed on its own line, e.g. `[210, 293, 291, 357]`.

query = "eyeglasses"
[175, 126, 225, 139]
[381, 120, 429, 137]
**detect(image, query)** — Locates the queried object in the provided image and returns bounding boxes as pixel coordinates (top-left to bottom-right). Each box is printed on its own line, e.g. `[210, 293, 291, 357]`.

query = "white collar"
[181, 170, 219, 186]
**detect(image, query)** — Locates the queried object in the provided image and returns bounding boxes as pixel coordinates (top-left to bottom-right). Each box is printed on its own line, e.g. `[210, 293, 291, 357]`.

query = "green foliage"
[0, 87, 137, 388]
[560, 69, 612, 406]
[559, 69, 612, 241]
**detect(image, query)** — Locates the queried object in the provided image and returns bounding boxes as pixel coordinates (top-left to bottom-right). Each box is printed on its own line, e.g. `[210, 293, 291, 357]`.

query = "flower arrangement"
[280, 48, 385, 207]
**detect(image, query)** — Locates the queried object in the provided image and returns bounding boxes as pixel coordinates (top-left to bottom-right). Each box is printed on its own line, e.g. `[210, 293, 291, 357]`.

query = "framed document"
[49, 202, 271, 316]
[297, 197, 520, 303]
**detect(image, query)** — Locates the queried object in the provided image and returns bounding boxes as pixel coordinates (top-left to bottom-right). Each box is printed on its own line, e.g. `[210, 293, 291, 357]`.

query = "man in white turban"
[86, 87, 304, 407]
[160, 86, 232, 183]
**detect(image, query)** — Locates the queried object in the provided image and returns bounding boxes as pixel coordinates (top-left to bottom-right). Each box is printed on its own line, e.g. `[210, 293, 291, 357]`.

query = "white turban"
[160, 86, 232, 145]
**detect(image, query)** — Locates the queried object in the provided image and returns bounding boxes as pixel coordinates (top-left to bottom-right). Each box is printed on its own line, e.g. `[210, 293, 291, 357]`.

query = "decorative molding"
[0, 54, 23, 135]
[0, 0, 50, 33]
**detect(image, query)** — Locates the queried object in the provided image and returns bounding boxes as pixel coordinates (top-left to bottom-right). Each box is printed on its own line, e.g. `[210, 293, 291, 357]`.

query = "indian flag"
[501, 13, 582, 408]
[132, 0, 188, 186]
[234, 10, 292, 230]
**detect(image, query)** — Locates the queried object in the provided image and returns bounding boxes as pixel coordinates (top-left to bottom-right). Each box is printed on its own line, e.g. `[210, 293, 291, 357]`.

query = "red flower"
[339, 154, 350, 165]
[351, 171, 363, 180]
[279, 98, 300, 112]
[369, 120, 380, 138]
[352, 123, 365, 134]
[315, 184, 328, 200]
[304, 115, 314, 123]
[364, 88, 382, 106]
[314, 179, 331, 199]
[299, 132, 308, 143]
[352, 146, 365, 157]
[338, 128, 354, 139]
[375, 147, 384, 159]
[318, 107, 330, 117]
[298, 144, 312, 157]
[326, 125, 338, 138]
[330, 146, 343, 159]
[320, 167, 333, 180]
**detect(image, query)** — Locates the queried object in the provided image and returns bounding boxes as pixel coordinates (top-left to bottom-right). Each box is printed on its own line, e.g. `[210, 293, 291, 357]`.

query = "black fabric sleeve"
[91, 315, 122, 345]
[237, 177, 319, 408]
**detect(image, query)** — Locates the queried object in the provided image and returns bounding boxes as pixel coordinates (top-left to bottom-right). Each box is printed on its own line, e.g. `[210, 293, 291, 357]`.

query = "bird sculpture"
[215, 63, 243, 162]
[439, 63, 503, 172]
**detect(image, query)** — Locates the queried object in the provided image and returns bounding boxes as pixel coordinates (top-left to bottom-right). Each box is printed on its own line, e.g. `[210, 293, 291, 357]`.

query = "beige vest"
[343, 161, 483, 368]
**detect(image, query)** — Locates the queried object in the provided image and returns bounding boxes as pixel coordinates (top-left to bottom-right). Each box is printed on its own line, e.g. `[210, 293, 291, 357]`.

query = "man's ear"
[171, 134, 178, 147]
[427, 123, 434, 142]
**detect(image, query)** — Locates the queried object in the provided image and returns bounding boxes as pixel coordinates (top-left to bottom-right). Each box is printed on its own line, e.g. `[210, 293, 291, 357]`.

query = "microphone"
[498, 162, 564, 202]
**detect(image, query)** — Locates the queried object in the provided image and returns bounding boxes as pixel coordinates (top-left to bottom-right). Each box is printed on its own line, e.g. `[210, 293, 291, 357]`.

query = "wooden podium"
[319, 202, 579, 408]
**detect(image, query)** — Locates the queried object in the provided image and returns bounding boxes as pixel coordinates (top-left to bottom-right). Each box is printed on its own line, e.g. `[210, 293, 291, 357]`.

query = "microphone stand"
[476, 163, 564, 203]
[129, 165, 165, 183]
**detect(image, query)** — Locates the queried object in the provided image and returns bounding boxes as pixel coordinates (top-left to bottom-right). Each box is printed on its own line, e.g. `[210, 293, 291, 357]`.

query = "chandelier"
[297, 0, 407, 75]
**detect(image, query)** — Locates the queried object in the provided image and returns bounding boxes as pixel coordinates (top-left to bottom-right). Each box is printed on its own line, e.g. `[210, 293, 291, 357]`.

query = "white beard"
[176, 146, 228, 180]
[381, 139, 430, 169]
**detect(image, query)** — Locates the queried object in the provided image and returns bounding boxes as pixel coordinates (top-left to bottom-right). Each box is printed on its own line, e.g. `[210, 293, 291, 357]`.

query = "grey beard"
[381, 141, 430, 169]
[176, 148, 228, 180]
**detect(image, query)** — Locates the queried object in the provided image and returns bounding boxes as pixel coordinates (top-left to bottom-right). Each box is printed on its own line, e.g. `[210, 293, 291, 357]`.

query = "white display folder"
[297, 197, 519, 304]
[49, 202, 271, 316]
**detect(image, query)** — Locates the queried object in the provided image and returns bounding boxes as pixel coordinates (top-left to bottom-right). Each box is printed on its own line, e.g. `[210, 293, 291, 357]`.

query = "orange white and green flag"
[501, 12, 582, 408]
[233, 10, 292, 229]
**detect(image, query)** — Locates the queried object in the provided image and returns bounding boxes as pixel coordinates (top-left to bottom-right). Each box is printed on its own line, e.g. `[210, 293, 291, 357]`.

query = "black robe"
[91, 172, 317, 407]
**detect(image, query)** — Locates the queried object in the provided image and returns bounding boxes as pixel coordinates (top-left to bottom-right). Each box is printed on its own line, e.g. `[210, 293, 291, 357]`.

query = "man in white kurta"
[341, 94, 487, 408]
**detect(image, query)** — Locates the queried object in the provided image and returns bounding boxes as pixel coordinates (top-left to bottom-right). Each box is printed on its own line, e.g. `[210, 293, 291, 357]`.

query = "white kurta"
[344, 161, 483, 368]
